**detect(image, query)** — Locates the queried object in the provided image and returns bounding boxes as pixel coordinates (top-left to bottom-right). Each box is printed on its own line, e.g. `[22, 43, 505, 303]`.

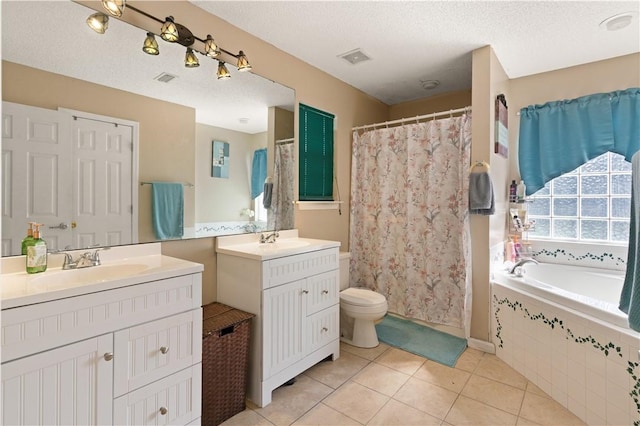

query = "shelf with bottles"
[509, 207, 535, 234]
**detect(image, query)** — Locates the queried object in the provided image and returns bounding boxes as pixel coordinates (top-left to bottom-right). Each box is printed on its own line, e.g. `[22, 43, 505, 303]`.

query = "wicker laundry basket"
[202, 302, 255, 426]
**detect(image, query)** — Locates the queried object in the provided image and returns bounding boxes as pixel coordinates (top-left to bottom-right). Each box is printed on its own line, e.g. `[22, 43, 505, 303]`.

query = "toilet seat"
[340, 287, 386, 306]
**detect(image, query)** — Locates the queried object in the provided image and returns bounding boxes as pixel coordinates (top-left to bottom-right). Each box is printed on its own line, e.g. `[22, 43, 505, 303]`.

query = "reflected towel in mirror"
[151, 182, 184, 239]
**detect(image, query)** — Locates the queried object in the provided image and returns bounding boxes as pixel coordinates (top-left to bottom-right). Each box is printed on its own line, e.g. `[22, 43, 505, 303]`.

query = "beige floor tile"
[525, 381, 549, 398]
[367, 399, 441, 425]
[474, 354, 528, 389]
[340, 341, 390, 361]
[454, 347, 484, 372]
[221, 409, 275, 425]
[444, 395, 518, 425]
[351, 362, 410, 396]
[413, 360, 471, 393]
[375, 347, 426, 375]
[461, 374, 525, 415]
[292, 403, 361, 425]
[323, 381, 389, 424]
[254, 375, 333, 426]
[393, 376, 458, 420]
[518, 392, 586, 425]
[517, 417, 541, 425]
[305, 351, 369, 389]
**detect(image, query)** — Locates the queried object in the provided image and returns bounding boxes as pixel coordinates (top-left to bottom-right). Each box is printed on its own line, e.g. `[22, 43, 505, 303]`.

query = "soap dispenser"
[25, 223, 47, 274]
[21, 222, 34, 255]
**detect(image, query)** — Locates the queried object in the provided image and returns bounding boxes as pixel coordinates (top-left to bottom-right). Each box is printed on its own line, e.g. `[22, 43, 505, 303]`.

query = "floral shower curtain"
[349, 114, 472, 335]
[268, 142, 295, 230]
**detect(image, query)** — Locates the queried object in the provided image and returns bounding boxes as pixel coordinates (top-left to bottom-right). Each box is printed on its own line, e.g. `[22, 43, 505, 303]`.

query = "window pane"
[581, 220, 608, 240]
[552, 176, 577, 195]
[611, 153, 631, 172]
[581, 155, 608, 173]
[580, 198, 607, 217]
[528, 198, 550, 216]
[611, 174, 631, 195]
[581, 175, 607, 195]
[553, 198, 577, 216]
[532, 183, 550, 196]
[529, 218, 550, 238]
[612, 197, 631, 218]
[553, 219, 577, 239]
[612, 221, 630, 242]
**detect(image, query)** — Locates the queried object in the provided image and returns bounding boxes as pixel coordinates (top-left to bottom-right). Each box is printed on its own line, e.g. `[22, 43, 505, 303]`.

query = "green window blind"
[299, 103, 334, 201]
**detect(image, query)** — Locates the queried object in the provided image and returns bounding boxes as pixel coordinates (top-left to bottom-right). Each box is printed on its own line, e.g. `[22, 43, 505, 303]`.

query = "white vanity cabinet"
[216, 236, 340, 407]
[1, 249, 203, 426]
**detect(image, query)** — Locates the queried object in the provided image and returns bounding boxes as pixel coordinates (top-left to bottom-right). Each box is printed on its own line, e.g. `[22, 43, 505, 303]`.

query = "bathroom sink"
[257, 239, 311, 251]
[31, 263, 150, 290]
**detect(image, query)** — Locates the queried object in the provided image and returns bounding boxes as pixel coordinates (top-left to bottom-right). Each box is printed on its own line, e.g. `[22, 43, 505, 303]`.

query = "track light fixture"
[217, 61, 231, 80]
[142, 32, 159, 55]
[204, 35, 220, 58]
[84, 4, 251, 79]
[185, 48, 200, 68]
[86, 12, 109, 34]
[160, 16, 179, 42]
[102, 0, 125, 17]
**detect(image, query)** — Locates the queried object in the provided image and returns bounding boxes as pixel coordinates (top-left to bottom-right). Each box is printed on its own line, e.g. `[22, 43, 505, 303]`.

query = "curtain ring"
[415, 115, 420, 124]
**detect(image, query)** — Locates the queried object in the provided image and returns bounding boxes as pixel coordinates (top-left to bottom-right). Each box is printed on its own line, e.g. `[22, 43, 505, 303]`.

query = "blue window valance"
[518, 88, 640, 195]
[251, 148, 267, 199]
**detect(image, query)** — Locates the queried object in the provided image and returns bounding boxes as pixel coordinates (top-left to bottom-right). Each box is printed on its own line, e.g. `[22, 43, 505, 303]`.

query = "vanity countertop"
[216, 230, 340, 261]
[1, 244, 203, 309]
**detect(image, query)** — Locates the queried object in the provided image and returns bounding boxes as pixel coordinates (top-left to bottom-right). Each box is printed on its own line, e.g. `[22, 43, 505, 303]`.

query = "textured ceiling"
[194, 0, 640, 105]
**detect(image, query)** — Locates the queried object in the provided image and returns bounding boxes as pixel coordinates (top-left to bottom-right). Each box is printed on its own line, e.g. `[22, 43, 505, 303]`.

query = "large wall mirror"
[1, 0, 295, 257]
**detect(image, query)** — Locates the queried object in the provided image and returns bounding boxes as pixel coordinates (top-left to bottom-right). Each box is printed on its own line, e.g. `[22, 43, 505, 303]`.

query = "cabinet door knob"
[302, 290, 309, 294]
[321, 327, 328, 332]
[160, 346, 169, 355]
[103, 352, 114, 361]
[321, 289, 329, 294]
[159, 407, 168, 415]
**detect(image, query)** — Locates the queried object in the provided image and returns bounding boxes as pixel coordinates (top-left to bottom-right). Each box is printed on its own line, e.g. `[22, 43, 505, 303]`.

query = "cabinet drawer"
[114, 364, 202, 426]
[305, 270, 339, 315]
[307, 305, 339, 354]
[2, 273, 201, 362]
[264, 248, 338, 288]
[114, 309, 202, 397]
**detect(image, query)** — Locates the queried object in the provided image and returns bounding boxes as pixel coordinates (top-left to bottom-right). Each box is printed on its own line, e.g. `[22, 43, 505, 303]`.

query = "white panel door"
[1, 101, 73, 254]
[1, 334, 113, 426]
[71, 116, 133, 249]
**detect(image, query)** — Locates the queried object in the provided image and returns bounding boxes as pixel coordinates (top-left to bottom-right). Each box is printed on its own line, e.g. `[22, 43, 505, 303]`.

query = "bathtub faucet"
[509, 258, 539, 275]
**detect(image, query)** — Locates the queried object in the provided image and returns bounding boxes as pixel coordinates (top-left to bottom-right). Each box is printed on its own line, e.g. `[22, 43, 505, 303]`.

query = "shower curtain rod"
[352, 106, 471, 132]
[276, 138, 294, 145]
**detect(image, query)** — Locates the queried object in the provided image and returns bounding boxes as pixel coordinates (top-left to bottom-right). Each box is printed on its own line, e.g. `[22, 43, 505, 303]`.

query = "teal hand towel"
[151, 182, 184, 240]
[620, 151, 640, 332]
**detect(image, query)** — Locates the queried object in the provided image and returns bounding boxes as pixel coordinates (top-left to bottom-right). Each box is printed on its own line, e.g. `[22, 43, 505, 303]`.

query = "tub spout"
[509, 258, 539, 275]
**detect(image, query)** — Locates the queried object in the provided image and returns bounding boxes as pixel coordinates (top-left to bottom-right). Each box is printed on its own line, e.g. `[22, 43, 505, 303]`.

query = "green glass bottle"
[21, 222, 34, 255]
[25, 223, 47, 274]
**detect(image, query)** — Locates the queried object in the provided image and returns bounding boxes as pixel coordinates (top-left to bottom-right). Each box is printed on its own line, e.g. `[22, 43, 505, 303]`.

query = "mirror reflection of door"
[1, 102, 137, 255]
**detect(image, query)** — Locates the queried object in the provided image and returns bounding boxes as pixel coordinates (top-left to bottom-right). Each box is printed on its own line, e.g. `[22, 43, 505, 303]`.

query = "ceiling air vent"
[154, 72, 178, 83]
[338, 48, 371, 65]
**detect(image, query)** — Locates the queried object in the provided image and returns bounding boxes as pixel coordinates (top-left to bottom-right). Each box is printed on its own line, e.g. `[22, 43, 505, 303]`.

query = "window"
[299, 103, 334, 201]
[528, 152, 631, 243]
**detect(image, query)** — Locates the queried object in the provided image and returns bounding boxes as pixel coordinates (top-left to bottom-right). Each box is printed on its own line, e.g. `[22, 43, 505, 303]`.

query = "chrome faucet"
[50, 247, 110, 270]
[509, 258, 539, 275]
[260, 231, 279, 244]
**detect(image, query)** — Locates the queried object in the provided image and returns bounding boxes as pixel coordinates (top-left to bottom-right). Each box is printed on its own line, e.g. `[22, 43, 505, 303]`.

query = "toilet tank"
[339, 252, 351, 291]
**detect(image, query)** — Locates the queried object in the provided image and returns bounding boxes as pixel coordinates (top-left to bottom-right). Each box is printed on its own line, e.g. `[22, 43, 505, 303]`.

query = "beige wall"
[195, 123, 266, 222]
[2, 60, 197, 243]
[389, 89, 472, 120]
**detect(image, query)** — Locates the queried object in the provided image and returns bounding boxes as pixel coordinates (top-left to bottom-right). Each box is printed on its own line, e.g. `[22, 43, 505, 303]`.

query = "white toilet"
[339, 252, 388, 348]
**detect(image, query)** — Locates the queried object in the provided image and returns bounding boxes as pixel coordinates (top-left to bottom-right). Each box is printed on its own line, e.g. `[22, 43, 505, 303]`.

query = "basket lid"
[202, 303, 254, 336]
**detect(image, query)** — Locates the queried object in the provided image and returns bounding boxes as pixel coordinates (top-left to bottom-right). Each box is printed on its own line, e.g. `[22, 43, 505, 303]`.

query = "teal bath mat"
[375, 315, 467, 367]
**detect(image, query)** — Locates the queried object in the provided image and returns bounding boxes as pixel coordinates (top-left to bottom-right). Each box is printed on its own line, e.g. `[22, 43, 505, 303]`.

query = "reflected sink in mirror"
[31, 264, 150, 291]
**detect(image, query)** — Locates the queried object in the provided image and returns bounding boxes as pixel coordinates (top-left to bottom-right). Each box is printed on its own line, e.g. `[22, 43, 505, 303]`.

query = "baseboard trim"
[467, 338, 495, 353]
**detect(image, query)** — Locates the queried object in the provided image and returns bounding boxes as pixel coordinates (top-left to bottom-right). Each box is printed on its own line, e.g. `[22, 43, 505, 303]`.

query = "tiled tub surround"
[492, 268, 639, 425]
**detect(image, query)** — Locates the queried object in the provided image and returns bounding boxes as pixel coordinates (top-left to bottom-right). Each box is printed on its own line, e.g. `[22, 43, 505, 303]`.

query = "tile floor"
[221, 342, 585, 426]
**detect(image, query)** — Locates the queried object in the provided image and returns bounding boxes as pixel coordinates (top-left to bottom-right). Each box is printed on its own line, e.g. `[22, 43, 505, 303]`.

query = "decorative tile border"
[532, 248, 627, 266]
[493, 294, 639, 424]
[195, 221, 267, 236]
